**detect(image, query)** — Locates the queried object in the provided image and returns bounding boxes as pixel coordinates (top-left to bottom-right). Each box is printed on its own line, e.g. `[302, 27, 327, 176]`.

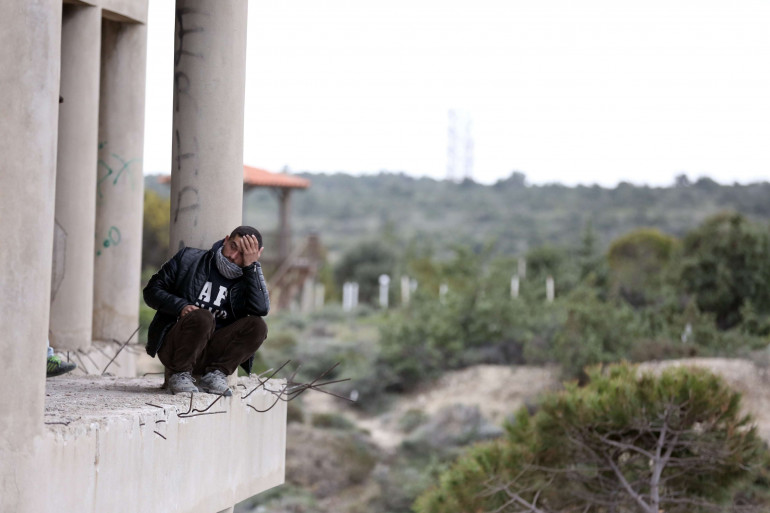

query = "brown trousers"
[157, 309, 267, 376]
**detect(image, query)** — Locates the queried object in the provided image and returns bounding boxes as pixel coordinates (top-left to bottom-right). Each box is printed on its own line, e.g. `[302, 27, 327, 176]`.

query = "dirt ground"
[303, 364, 560, 449]
[302, 358, 770, 450]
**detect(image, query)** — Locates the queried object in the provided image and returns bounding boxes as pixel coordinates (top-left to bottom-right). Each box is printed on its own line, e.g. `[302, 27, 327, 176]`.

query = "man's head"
[229, 225, 263, 248]
[222, 225, 263, 267]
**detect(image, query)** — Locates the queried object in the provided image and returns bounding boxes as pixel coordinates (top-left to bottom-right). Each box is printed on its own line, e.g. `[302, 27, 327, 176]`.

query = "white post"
[351, 282, 359, 309]
[681, 323, 693, 344]
[439, 283, 449, 303]
[378, 274, 390, 308]
[546, 275, 555, 303]
[400, 275, 411, 305]
[518, 257, 527, 279]
[342, 282, 351, 311]
[511, 275, 519, 299]
[300, 276, 314, 313]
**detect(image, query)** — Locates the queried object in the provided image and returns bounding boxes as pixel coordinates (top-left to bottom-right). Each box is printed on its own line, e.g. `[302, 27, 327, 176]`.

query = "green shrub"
[680, 212, 770, 330]
[416, 363, 769, 513]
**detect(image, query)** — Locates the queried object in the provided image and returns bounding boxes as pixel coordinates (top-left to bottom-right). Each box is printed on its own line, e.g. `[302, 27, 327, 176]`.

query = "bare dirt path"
[303, 358, 770, 450]
[303, 364, 561, 450]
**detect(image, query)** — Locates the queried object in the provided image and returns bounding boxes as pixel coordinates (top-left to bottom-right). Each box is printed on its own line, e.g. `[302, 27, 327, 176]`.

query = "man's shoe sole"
[170, 387, 199, 395]
[198, 386, 232, 397]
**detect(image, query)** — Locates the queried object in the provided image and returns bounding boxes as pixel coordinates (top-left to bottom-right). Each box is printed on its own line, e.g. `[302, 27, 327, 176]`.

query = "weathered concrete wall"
[42, 375, 286, 513]
[50, 3, 102, 351]
[170, 0, 249, 253]
[93, 16, 147, 343]
[0, 2, 62, 512]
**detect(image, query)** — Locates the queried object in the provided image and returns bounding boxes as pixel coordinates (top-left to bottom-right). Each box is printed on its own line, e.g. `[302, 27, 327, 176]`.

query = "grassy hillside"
[147, 172, 770, 261]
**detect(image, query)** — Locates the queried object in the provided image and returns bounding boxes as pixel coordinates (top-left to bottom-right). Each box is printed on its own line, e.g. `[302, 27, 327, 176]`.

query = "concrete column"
[93, 19, 147, 343]
[170, 0, 249, 253]
[0, 2, 61, 511]
[277, 188, 292, 262]
[50, 4, 101, 351]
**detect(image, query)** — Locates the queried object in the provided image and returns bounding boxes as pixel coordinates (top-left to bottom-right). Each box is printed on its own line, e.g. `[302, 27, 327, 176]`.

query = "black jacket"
[143, 239, 270, 373]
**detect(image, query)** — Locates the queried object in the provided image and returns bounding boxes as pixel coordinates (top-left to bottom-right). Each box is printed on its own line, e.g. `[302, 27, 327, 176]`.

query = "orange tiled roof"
[157, 166, 311, 189]
[243, 165, 310, 189]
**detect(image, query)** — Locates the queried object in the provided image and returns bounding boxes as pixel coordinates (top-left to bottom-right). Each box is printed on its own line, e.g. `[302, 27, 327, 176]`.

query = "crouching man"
[143, 226, 269, 396]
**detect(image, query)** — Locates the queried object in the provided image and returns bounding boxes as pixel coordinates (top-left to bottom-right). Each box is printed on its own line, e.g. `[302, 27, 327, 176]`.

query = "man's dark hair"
[230, 225, 263, 248]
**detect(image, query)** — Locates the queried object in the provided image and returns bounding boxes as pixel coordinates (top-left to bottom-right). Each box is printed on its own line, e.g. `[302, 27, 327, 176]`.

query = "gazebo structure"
[243, 165, 309, 263]
[243, 166, 321, 310]
[242, 166, 322, 311]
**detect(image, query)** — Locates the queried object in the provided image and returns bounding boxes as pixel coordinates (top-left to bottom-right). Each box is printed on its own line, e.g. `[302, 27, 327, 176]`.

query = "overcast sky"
[143, 0, 770, 187]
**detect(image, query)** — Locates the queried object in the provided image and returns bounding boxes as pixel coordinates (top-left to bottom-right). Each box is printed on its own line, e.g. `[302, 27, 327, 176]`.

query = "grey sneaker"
[198, 370, 232, 396]
[168, 371, 198, 395]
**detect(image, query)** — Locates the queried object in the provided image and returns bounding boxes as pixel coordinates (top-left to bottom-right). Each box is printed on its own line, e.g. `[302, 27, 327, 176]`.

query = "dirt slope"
[304, 358, 770, 449]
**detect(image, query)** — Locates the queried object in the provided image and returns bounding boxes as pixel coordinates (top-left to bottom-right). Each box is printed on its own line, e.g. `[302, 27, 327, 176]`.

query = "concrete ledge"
[41, 375, 286, 513]
[66, 0, 149, 24]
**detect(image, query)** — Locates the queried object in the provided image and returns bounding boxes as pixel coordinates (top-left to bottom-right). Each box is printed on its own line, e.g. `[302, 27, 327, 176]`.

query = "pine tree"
[415, 363, 769, 513]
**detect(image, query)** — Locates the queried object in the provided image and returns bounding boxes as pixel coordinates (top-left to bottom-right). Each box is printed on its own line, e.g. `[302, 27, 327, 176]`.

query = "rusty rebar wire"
[280, 362, 348, 402]
[101, 326, 140, 375]
[241, 362, 354, 413]
[178, 411, 227, 418]
[284, 377, 353, 402]
[155, 419, 166, 424]
[246, 394, 284, 413]
[45, 421, 71, 426]
[72, 351, 88, 374]
[93, 344, 120, 367]
[153, 431, 167, 440]
[177, 392, 226, 418]
[78, 349, 100, 371]
[145, 403, 164, 409]
[288, 363, 302, 384]
[180, 392, 195, 415]
[242, 360, 292, 399]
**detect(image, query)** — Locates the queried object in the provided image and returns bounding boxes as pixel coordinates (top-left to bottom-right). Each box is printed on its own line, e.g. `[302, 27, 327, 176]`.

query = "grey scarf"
[215, 247, 243, 279]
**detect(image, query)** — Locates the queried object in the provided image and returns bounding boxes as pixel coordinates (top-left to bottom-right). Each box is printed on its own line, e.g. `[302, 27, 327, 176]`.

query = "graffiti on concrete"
[97, 141, 140, 198]
[174, 186, 200, 226]
[95, 226, 121, 256]
[174, 5, 206, 114]
[51, 219, 67, 302]
[174, 130, 199, 176]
